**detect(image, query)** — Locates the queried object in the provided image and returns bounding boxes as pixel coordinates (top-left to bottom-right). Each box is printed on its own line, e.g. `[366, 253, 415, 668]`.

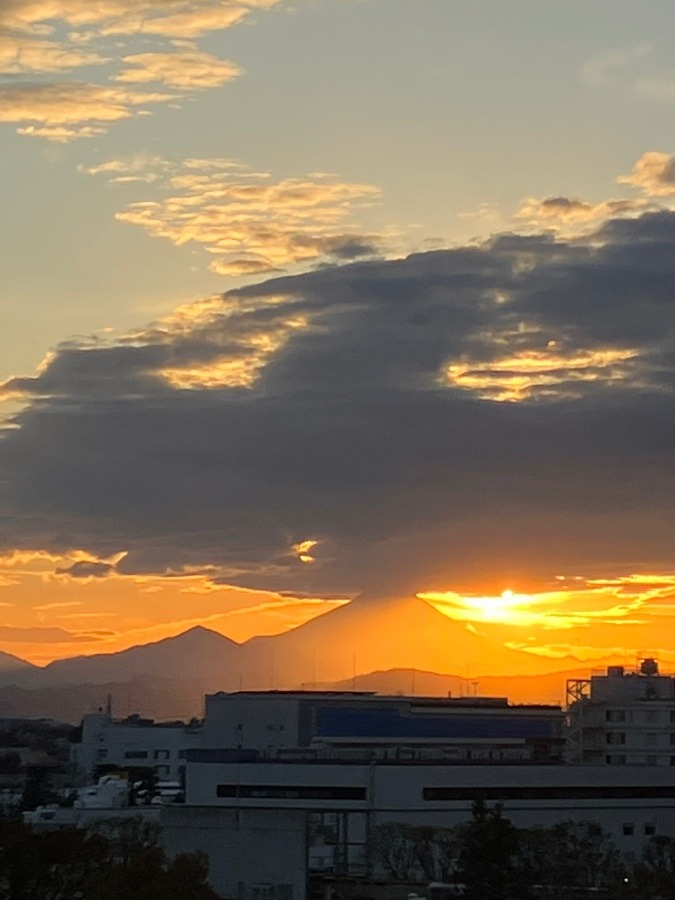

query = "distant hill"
[0, 676, 207, 722]
[307, 666, 592, 706]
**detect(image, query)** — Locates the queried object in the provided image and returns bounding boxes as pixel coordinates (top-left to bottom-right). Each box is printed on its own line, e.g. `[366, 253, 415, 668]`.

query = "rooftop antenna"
[106, 693, 112, 716]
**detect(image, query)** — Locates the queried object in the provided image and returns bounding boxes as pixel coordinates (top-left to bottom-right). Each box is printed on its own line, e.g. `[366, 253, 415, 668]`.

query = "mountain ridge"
[0, 597, 583, 695]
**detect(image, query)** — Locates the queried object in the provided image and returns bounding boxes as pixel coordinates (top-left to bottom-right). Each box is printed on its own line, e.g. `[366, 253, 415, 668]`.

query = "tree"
[519, 820, 623, 896]
[615, 834, 675, 899]
[368, 822, 418, 880]
[455, 800, 531, 900]
[0, 816, 220, 899]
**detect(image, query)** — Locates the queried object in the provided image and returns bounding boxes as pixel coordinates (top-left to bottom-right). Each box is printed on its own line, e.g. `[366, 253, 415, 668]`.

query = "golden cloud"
[89, 157, 383, 275]
[114, 49, 241, 89]
[444, 345, 638, 402]
[78, 153, 173, 183]
[0, 34, 104, 73]
[617, 151, 675, 197]
[0, 1, 277, 38]
[0, 82, 173, 139]
[421, 583, 650, 632]
[516, 195, 651, 229]
[0, 1, 282, 137]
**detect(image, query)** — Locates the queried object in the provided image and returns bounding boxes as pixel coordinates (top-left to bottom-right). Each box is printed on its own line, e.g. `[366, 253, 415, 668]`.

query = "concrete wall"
[204, 695, 303, 751]
[162, 805, 307, 900]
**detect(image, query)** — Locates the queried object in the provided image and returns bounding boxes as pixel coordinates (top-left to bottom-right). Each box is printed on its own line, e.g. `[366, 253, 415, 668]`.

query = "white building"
[157, 690, 617, 900]
[65, 684, 675, 898]
[73, 711, 203, 781]
[163, 755, 675, 900]
[566, 659, 675, 765]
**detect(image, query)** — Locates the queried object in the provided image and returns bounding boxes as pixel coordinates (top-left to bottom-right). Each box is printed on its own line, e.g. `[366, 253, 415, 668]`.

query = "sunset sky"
[2, 0, 675, 668]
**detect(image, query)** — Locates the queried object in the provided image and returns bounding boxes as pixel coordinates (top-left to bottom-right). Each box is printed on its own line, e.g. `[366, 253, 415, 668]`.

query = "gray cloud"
[56, 561, 115, 579]
[2, 210, 675, 596]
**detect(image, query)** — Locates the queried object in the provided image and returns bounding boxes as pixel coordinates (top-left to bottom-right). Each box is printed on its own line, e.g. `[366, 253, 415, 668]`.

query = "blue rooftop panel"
[315, 707, 552, 740]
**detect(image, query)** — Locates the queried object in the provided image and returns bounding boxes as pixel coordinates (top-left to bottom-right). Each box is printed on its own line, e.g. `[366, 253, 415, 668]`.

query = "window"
[423, 783, 675, 802]
[647, 756, 658, 766]
[606, 732, 626, 745]
[647, 733, 658, 747]
[96, 749, 108, 759]
[154, 749, 169, 760]
[623, 823, 634, 836]
[645, 823, 657, 836]
[124, 750, 148, 760]
[606, 709, 626, 723]
[669, 709, 675, 724]
[647, 710, 659, 724]
[308, 812, 367, 877]
[606, 754, 626, 765]
[217, 784, 367, 801]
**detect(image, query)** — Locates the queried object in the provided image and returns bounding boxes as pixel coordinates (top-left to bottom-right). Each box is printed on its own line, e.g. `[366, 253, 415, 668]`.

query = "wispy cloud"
[0, 0, 286, 139]
[84, 156, 384, 276]
[618, 151, 675, 197]
[0, 82, 173, 141]
[581, 44, 652, 87]
[114, 50, 241, 90]
[0, 35, 105, 73]
[516, 196, 652, 231]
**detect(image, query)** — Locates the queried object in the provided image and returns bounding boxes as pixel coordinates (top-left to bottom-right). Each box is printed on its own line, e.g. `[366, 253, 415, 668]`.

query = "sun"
[420, 588, 545, 626]
[468, 589, 522, 621]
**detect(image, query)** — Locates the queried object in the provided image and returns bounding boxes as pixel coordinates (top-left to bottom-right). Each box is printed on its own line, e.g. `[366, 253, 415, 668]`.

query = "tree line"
[0, 815, 220, 899]
[368, 800, 675, 899]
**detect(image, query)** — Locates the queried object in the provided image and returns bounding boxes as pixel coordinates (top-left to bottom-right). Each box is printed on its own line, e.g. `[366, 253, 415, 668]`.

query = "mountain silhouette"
[0, 650, 35, 676]
[20, 626, 241, 687]
[240, 595, 565, 688]
[0, 599, 580, 719]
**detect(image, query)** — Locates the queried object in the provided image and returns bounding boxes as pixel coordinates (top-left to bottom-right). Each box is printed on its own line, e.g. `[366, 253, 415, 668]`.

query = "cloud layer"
[0, 0, 282, 139]
[2, 208, 675, 606]
[85, 156, 384, 275]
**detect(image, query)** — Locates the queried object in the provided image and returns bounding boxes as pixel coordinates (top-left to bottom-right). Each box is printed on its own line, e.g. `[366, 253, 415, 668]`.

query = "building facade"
[164, 755, 675, 899]
[566, 659, 675, 765]
[73, 711, 203, 781]
[202, 691, 565, 764]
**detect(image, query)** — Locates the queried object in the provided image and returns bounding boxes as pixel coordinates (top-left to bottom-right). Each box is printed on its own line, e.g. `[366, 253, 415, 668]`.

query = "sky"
[2, 0, 675, 668]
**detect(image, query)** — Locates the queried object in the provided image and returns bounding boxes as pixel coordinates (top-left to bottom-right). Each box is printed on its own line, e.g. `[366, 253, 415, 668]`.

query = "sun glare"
[419, 588, 559, 627]
[463, 588, 528, 622]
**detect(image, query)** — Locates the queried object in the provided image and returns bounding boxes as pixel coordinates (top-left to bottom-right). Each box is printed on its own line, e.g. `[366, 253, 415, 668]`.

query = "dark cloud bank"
[2, 211, 675, 596]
